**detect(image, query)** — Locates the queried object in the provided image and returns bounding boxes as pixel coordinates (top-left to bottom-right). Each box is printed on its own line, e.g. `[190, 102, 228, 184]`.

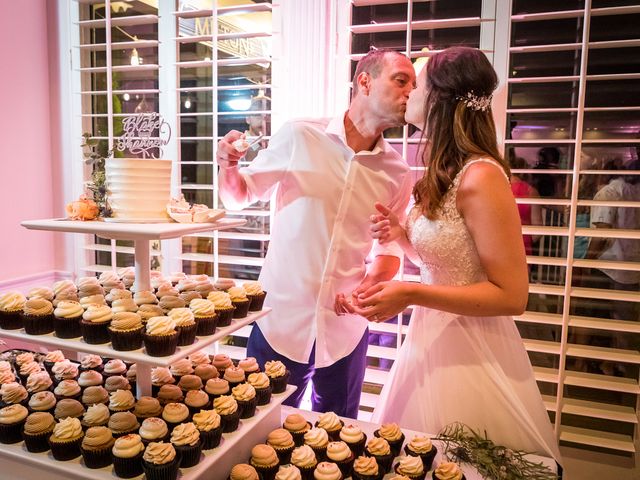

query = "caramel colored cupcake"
[109, 311, 144, 351]
[133, 396, 163, 422]
[108, 411, 140, 437]
[205, 377, 230, 401]
[265, 360, 290, 394]
[224, 365, 246, 389]
[54, 398, 85, 420]
[290, 444, 318, 480]
[162, 402, 190, 431]
[212, 353, 233, 377]
[314, 462, 343, 480]
[81, 425, 116, 468]
[137, 304, 164, 324]
[81, 385, 109, 406]
[268, 428, 296, 464]
[195, 363, 219, 382]
[112, 433, 145, 478]
[352, 455, 381, 480]
[81, 304, 113, 344]
[327, 441, 355, 477]
[304, 427, 330, 462]
[213, 394, 239, 433]
[405, 435, 437, 471]
[168, 307, 197, 345]
[232, 382, 257, 419]
[157, 384, 184, 406]
[82, 402, 111, 429]
[185, 389, 211, 416]
[365, 436, 393, 474]
[159, 296, 186, 314]
[0, 403, 28, 443]
[374, 423, 405, 457]
[48, 416, 84, 460]
[23, 411, 55, 452]
[0, 291, 26, 329]
[231, 464, 260, 480]
[139, 417, 170, 445]
[315, 411, 344, 441]
[339, 423, 367, 457]
[432, 462, 466, 480]
[283, 413, 312, 446]
[105, 375, 132, 393]
[109, 389, 136, 414]
[394, 455, 426, 480]
[206, 291, 235, 327]
[251, 443, 280, 480]
[170, 421, 202, 468]
[243, 281, 267, 311]
[22, 297, 55, 335]
[143, 316, 179, 357]
[192, 409, 222, 450]
[228, 286, 250, 318]
[142, 441, 181, 480]
[248, 371, 272, 405]
[189, 298, 218, 336]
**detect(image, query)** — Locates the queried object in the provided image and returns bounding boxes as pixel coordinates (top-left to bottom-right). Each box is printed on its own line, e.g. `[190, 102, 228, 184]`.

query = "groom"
[216, 49, 415, 418]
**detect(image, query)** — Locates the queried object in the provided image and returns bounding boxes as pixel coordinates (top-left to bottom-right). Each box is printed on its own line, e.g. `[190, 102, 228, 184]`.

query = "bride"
[350, 46, 562, 463]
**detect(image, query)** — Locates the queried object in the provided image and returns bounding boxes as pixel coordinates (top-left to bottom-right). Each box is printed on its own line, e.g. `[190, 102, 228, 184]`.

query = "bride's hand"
[351, 281, 410, 322]
[370, 202, 403, 244]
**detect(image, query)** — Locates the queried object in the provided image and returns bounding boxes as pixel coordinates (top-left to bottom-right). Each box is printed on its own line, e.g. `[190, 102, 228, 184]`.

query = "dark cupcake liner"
[352, 470, 383, 480]
[0, 419, 27, 444]
[112, 428, 140, 439]
[365, 451, 393, 474]
[81, 443, 115, 468]
[195, 315, 217, 336]
[254, 385, 272, 406]
[251, 461, 279, 480]
[109, 327, 144, 351]
[345, 433, 367, 458]
[143, 331, 179, 357]
[405, 444, 438, 471]
[113, 451, 144, 478]
[141, 432, 171, 447]
[23, 313, 55, 335]
[142, 455, 182, 480]
[284, 421, 312, 447]
[271, 444, 294, 465]
[174, 440, 203, 468]
[177, 322, 198, 346]
[165, 419, 190, 433]
[28, 405, 56, 416]
[332, 455, 355, 479]
[54, 315, 82, 338]
[206, 390, 230, 403]
[0, 310, 23, 330]
[309, 445, 328, 463]
[432, 472, 466, 480]
[231, 299, 250, 318]
[270, 370, 290, 395]
[237, 397, 257, 419]
[199, 426, 222, 450]
[294, 463, 317, 480]
[374, 430, 405, 458]
[394, 464, 426, 480]
[220, 411, 240, 433]
[48, 435, 83, 460]
[247, 291, 267, 311]
[187, 403, 211, 418]
[215, 307, 235, 327]
[22, 429, 53, 452]
[314, 420, 344, 442]
[81, 320, 111, 344]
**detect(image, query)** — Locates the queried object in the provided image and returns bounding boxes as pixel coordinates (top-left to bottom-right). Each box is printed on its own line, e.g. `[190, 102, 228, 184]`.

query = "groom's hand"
[334, 293, 356, 316]
[217, 130, 245, 169]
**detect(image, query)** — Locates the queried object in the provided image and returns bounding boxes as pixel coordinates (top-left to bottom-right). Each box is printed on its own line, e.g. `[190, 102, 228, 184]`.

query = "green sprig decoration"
[82, 133, 113, 218]
[435, 423, 559, 480]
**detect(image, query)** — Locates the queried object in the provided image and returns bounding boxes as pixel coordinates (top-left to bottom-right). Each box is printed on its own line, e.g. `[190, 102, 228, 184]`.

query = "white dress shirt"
[220, 115, 413, 367]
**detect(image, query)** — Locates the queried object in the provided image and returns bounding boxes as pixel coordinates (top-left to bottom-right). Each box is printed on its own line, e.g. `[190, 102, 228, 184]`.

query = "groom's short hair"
[352, 48, 405, 98]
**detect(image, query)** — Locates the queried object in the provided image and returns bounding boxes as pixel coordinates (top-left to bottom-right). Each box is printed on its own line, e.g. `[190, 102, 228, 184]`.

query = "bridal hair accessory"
[456, 91, 492, 112]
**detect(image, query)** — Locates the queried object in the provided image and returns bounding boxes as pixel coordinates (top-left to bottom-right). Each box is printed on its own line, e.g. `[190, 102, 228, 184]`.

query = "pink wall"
[0, 0, 62, 283]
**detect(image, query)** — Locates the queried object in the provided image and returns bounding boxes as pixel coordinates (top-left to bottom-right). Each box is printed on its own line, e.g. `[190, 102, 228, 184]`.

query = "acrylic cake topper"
[116, 112, 172, 158]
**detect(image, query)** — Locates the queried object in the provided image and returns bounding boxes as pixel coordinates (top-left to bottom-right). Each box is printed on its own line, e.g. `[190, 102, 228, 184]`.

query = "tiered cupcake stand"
[0, 218, 296, 480]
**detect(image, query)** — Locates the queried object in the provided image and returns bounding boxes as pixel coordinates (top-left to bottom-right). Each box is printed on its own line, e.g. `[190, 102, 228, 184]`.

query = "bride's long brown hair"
[413, 46, 509, 219]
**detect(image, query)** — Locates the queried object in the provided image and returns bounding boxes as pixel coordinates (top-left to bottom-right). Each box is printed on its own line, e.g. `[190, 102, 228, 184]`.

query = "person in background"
[216, 49, 415, 417]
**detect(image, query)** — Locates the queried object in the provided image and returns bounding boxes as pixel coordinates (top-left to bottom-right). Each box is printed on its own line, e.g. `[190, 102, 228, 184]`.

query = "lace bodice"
[406, 159, 508, 286]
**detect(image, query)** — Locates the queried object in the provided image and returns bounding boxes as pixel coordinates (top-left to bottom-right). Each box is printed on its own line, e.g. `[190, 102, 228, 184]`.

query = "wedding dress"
[372, 158, 562, 462]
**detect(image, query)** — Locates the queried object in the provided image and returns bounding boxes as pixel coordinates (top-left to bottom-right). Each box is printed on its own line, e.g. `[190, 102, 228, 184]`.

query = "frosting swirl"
[232, 382, 256, 401]
[50, 416, 83, 441]
[138, 304, 164, 320]
[109, 389, 136, 410]
[224, 366, 246, 383]
[112, 434, 145, 458]
[314, 462, 342, 480]
[378, 423, 403, 442]
[54, 398, 85, 419]
[275, 465, 302, 480]
[24, 297, 54, 315]
[228, 286, 248, 301]
[247, 372, 270, 389]
[170, 421, 200, 446]
[79, 294, 107, 308]
[1, 382, 28, 404]
[265, 360, 287, 378]
[207, 291, 233, 308]
[104, 359, 127, 375]
[44, 350, 65, 362]
[0, 291, 26, 312]
[408, 435, 433, 454]
[192, 409, 221, 431]
[24, 411, 55, 434]
[80, 354, 103, 369]
[339, 424, 364, 443]
[189, 351, 211, 366]
[160, 296, 186, 313]
[151, 367, 175, 386]
[230, 464, 259, 480]
[366, 437, 391, 456]
[82, 304, 113, 323]
[243, 281, 264, 295]
[134, 290, 158, 306]
[304, 427, 329, 448]
[110, 311, 143, 330]
[111, 298, 139, 314]
[284, 413, 309, 432]
[162, 402, 190, 423]
[267, 428, 295, 449]
[189, 298, 217, 317]
[82, 386, 109, 405]
[26, 371, 53, 392]
[213, 395, 238, 415]
[434, 462, 464, 480]
[145, 316, 176, 335]
[291, 444, 317, 468]
[326, 441, 352, 462]
[168, 307, 194, 326]
[82, 426, 115, 448]
[83, 403, 111, 426]
[170, 358, 194, 376]
[205, 378, 230, 395]
[108, 411, 139, 433]
[0, 404, 28, 424]
[396, 455, 424, 476]
[143, 441, 177, 465]
[239, 357, 260, 373]
[139, 417, 169, 441]
[28, 391, 56, 411]
[353, 456, 379, 476]
[251, 443, 279, 467]
[27, 287, 55, 301]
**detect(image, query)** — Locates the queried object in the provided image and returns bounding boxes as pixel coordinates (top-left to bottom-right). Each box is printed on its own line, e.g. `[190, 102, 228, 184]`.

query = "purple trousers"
[247, 324, 369, 419]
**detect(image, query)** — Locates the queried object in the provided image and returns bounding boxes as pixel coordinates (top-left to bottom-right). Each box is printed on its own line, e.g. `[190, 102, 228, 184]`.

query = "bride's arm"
[356, 162, 529, 319]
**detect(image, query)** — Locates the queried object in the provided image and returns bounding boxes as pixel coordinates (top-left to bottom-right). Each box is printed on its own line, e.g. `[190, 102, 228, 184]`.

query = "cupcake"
[81, 304, 113, 344]
[80, 294, 107, 309]
[304, 427, 329, 462]
[105, 375, 132, 393]
[394, 455, 426, 480]
[230, 464, 260, 480]
[339, 423, 367, 457]
[432, 462, 466, 480]
[54, 398, 85, 420]
[213, 394, 240, 432]
[143, 316, 179, 357]
[111, 298, 139, 314]
[205, 377, 230, 401]
[109, 411, 140, 437]
[405, 435, 437, 471]
[109, 389, 136, 414]
[133, 290, 158, 307]
[18, 361, 44, 384]
[374, 423, 405, 457]
[169, 307, 197, 345]
[265, 360, 290, 394]
[176, 278, 197, 293]
[157, 384, 184, 406]
[109, 312, 144, 351]
[53, 290, 79, 307]
[78, 369, 104, 389]
[315, 411, 344, 441]
[224, 365, 246, 389]
[276, 464, 302, 480]
[77, 277, 104, 298]
[232, 382, 257, 418]
[314, 462, 343, 480]
[1, 382, 28, 407]
[192, 409, 222, 449]
[212, 353, 233, 377]
[82, 403, 111, 428]
[157, 284, 179, 299]
[106, 288, 133, 306]
[0, 369, 15, 386]
[170, 421, 202, 468]
[0, 291, 26, 329]
[228, 286, 250, 318]
[48, 416, 84, 460]
[162, 402, 190, 431]
[43, 350, 65, 373]
[54, 379, 82, 401]
[251, 443, 280, 480]
[0, 403, 28, 443]
[151, 366, 175, 396]
[51, 359, 79, 383]
[138, 304, 164, 324]
[206, 291, 235, 327]
[27, 286, 54, 301]
[268, 428, 296, 464]
[179, 291, 202, 305]
[25, 370, 53, 394]
[365, 436, 393, 474]
[189, 298, 218, 336]
[28, 390, 57, 414]
[22, 297, 55, 334]
[283, 413, 312, 446]
[103, 358, 128, 378]
[195, 364, 219, 383]
[193, 276, 215, 297]
[352, 455, 381, 480]
[326, 441, 355, 478]
[142, 441, 181, 480]
[82, 385, 110, 406]
[243, 281, 267, 311]
[22, 411, 55, 452]
[159, 296, 186, 314]
[247, 371, 273, 405]
[79, 353, 104, 373]
[133, 396, 163, 423]
[81, 425, 116, 468]
[112, 434, 145, 478]
[14, 352, 35, 368]
[213, 278, 235, 292]
[185, 389, 211, 416]
[290, 444, 318, 480]
[170, 358, 194, 383]
[139, 417, 170, 445]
